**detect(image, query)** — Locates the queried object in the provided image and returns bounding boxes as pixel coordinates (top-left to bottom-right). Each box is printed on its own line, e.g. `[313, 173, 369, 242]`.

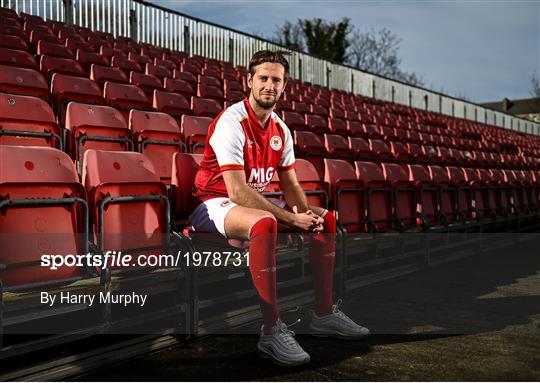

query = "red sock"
[248, 216, 279, 334]
[309, 210, 336, 316]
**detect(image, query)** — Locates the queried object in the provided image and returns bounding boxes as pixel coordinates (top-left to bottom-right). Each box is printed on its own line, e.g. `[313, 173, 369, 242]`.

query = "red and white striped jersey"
[194, 99, 295, 201]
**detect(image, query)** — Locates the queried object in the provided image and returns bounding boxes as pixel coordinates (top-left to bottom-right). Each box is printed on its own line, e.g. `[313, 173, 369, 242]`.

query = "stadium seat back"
[324, 159, 365, 232]
[172, 152, 203, 217]
[0, 93, 60, 148]
[192, 97, 222, 118]
[355, 161, 392, 232]
[181, 115, 213, 153]
[82, 149, 168, 259]
[0, 47, 37, 69]
[0, 64, 49, 100]
[408, 164, 438, 224]
[129, 109, 184, 183]
[51, 74, 104, 123]
[0, 145, 87, 287]
[382, 162, 416, 229]
[153, 89, 191, 118]
[65, 102, 131, 173]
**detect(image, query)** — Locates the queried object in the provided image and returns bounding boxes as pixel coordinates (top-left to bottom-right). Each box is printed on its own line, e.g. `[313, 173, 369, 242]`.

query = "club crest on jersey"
[270, 135, 282, 151]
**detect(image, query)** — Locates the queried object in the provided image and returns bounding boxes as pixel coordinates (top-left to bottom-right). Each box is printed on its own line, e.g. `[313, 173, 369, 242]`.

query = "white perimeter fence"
[2, 0, 539, 135]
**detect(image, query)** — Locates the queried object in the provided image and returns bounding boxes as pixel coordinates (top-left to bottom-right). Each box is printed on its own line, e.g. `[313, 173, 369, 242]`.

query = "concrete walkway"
[77, 238, 540, 381]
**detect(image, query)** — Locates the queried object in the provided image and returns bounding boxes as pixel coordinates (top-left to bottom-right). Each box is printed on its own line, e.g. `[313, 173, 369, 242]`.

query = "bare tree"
[531, 72, 540, 98]
[347, 28, 424, 87]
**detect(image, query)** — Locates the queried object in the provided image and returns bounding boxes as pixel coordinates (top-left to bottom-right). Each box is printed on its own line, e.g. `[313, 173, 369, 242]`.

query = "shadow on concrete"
[75, 237, 540, 381]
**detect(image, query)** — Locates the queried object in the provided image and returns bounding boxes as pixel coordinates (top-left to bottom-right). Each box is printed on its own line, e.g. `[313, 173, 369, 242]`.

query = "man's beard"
[253, 92, 278, 109]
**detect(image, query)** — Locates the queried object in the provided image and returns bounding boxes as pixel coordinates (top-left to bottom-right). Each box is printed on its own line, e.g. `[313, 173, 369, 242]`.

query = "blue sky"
[154, 0, 540, 103]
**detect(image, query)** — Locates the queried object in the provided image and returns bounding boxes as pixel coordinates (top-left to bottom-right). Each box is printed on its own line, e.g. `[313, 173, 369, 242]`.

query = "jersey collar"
[243, 98, 273, 132]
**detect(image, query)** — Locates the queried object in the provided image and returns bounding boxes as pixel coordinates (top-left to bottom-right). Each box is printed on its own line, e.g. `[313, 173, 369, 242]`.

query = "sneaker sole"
[257, 343, 311, 367]
[308, 325, 370, 340]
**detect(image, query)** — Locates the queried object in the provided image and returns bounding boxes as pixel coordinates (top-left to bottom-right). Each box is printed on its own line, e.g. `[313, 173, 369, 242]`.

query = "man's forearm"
[229, 184, 295, 225]
[283, 184, 310, 213]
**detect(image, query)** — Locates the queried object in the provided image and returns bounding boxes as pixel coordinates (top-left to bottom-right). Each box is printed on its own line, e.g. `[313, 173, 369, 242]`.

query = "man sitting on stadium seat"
[189, 50, 370, 366]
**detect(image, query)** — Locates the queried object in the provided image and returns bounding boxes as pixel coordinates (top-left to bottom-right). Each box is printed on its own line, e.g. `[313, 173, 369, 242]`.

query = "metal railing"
[1, 0, 539, 135]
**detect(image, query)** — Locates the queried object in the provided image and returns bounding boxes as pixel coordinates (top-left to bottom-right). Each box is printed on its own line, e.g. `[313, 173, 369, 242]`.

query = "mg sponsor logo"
[248, 167, 274, 184]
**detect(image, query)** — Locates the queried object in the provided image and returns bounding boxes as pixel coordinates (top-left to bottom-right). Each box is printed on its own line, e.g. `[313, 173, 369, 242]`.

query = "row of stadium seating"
[2, 143, 540, 287]
[1, 7, 539, 156]
[1, 6, 540, 293]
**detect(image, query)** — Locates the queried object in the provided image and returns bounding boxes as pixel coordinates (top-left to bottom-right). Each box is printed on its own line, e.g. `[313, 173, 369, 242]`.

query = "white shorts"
[188, 197, 287, 237]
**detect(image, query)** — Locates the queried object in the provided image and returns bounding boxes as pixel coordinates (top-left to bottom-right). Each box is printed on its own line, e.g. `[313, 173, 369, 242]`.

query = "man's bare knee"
[224, 206, 276, 240]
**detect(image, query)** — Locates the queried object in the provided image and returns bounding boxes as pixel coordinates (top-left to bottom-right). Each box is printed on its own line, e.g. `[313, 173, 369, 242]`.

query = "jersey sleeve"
[278, 122, 295, 171]
[208, 112, 246, 171]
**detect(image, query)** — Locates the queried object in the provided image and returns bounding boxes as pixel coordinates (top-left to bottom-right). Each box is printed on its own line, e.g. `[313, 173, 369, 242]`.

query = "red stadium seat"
[129, 51, 153, 67]
[355, 161, 394, 232]
[225, 89, 245, 104]
[100, 46, 126, 61]
[381, 162, 417, 230]
[90, 64, 128, 87]
[324, 134, 354, 161]
[65, 102, 132, 175]
[0, 64, 49, 100]
[51, 73, 104, 124]
[294, 159, 329, 208]
[311, 104, 328, 117]
[199, 75, 221, 88]
[0, 47, 37, 69]
[39, 55, 85, 81]
[223, 79, 244, 93]
[328, 117, 347, 136]
[82, 150, 169, 261]
[173, 70, 198, 86]
[111, 55, 142, 75]
[152, 89, 192, 118]
[103, 81, 151, 121]
[0, 35, 30, 51]
[0, 25, 27, 40]
[36, 40, 73, 59]
[368, 139, 394, 162]
[446, 166, 475, 221]
[77, 50, 109, 72]
[191, 97, 222, 118]
[0, 145, 87, 287]
[282, 111, 307, 131]
[0, 93, 60, 148]
[129, 109, 185, 183]
[408, 164, 440, 226]
[197, 82, 224, 103]
[305, 114, 328, 134]
[429, 165, 461, 224]
[154, 58, 176, 71]
[129, 71, 162, 99]
[146, 63, 172, 79]
[163, 77, 195, 99]
[172, 153, 203, 219]
[346, 121, 363, 137]
[65, 36, 95, 54]
[292, 101, 309, 114]
[181, 115, 212, 153]
[324, 158, 365, 232]
[294, 130, 326, 179]
[348, 137, 375, 161]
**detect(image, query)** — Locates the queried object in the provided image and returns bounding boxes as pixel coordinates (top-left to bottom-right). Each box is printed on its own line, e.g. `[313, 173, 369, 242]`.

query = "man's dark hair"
[248, 50, 290, 82]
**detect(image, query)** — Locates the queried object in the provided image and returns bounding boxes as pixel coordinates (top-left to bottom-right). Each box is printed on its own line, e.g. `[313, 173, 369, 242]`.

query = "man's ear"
[247, 73, 253, 89]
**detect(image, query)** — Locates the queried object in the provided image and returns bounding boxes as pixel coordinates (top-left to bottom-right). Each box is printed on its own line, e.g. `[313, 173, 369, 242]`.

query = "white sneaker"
[308, 299, 370, 339]
[257, 319, 311, 366]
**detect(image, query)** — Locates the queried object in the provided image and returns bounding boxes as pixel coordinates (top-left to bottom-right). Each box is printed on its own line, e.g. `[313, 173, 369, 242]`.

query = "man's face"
[248, 62, 287, 109]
